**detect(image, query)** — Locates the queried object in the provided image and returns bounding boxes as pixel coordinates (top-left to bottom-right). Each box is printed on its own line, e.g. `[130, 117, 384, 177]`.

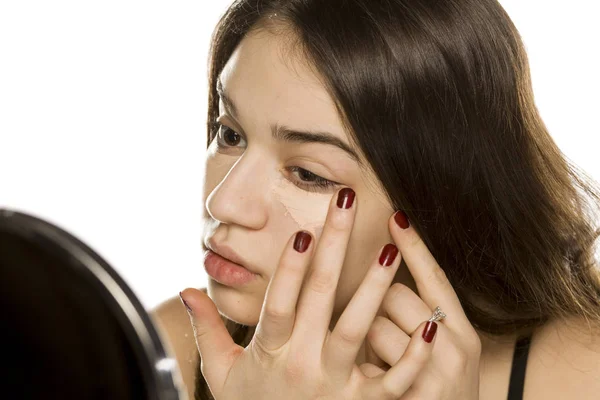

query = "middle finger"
[292, 187, 357, 352]
[324, 243, 401, 381]
[382, 282, 431, 336]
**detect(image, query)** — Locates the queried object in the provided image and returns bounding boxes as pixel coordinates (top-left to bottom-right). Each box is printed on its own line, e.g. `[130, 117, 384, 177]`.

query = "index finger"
[388, 210, 470, 329]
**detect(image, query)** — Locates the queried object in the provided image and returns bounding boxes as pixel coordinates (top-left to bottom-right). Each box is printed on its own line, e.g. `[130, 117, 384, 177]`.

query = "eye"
[287, 166, 339, 193]
[211, 122, 246, 150]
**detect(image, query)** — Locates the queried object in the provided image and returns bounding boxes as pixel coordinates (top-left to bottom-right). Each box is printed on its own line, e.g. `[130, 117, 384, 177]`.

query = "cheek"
[334, 202, 395, 308]
[271, 176, 332, 240]
[347, 200, 394, 268]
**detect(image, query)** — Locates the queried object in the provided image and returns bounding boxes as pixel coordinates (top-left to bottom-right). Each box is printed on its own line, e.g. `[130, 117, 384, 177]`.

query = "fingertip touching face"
[202, 25, 396, 328]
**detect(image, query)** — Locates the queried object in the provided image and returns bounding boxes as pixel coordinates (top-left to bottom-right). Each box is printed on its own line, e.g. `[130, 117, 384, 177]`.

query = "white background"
[1, 1, 599, 310]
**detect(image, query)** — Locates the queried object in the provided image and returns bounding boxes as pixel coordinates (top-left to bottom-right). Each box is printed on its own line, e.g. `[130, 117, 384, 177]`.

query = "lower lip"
[203, 250, 258, 287]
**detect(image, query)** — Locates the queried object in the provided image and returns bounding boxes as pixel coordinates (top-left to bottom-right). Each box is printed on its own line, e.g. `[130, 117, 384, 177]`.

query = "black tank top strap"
[507, 333, 533, 400]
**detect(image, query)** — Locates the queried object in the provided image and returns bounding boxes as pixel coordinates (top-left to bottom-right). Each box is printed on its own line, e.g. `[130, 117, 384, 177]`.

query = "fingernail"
[179, 291, 193, 314]
[337, 188, 355, 209]
[379, 243, 398, 267]
[293, 231, 312, 253]
[394, 210, 410, 229]
[422, 321, 437, 343]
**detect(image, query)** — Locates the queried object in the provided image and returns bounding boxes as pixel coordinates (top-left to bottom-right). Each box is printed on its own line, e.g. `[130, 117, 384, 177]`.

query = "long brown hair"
[196, 0, 600, 398]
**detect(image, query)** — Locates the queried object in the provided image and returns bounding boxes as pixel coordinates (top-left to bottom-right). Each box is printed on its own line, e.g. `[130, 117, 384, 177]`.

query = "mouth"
[203, 237, 259, 275]
[202, 240, 259, 287]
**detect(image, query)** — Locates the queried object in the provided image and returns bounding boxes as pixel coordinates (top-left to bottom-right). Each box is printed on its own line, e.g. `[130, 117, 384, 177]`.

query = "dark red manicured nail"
[422, 321, 438, 343]
[293, 231, 312, 253]
[179, 291, 193, 314]
[379, 243, 398, 267]
[337, 188, 355, 209]
[394, 210, 410, 229]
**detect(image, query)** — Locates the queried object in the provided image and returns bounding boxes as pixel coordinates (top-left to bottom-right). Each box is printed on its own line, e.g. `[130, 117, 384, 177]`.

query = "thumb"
[179, 288, 241, 392]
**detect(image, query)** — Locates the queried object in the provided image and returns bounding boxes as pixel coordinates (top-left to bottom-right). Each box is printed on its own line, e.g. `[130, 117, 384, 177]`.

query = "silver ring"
[428, 306, 446, 322]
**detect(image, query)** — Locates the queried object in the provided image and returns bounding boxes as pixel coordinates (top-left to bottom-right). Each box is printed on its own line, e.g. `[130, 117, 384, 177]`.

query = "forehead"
[218, 29, 347, 140]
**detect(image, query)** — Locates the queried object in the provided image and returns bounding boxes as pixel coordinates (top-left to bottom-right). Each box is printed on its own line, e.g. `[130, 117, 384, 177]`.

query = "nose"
[205, 153, 269, 229]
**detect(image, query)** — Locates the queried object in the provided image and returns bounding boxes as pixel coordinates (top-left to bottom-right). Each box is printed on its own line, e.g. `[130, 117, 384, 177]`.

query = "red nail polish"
[379, 243, 398, 267]
[394, 210, 410, 229]
[179, 291, 193, 314]
[422, 321, 437, 343]
[337, 188, 355, 209]
[293, 231, 312, 253]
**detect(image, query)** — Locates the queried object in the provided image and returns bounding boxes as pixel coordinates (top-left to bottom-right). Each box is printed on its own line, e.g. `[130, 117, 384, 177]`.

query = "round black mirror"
[0, 209, 187, 399]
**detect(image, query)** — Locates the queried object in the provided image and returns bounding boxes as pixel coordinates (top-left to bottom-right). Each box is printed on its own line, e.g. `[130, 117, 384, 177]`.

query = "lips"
[204, 237, 257, 274]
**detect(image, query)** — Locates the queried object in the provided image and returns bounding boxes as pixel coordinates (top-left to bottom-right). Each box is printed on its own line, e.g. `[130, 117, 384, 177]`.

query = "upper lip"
[204, 237, 257, 274]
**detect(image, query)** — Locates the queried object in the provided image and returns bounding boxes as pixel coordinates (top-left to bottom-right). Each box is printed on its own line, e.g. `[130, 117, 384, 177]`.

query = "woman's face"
[202, 27, 403, 328]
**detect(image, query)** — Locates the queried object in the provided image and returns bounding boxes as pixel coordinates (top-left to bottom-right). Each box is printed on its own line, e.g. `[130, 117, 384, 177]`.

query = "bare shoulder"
[525, 315, 600, 399]
[479, 315, 600, 400]
[149, 288, 208, 400]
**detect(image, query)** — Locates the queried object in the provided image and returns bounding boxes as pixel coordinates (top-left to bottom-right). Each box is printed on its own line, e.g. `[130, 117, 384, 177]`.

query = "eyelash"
[209, 122, 338, 193]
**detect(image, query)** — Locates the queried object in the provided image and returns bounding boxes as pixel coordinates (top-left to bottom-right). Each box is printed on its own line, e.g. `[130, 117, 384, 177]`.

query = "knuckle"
[368, 316, 387, 335]
[308, 269, 336, 294]
[473, 338, 482, 356]
[263, 304, 293, 323]
[367, 316, 389, 342]
[385, 282, 411, 305]
[336, 327, 363, 347]
[447, 345, 468, 371]
[407, 231, 424, 247]
[280, 257, 305, 274]
[428, 265, 450, 288]
[467, 330, 482, 356]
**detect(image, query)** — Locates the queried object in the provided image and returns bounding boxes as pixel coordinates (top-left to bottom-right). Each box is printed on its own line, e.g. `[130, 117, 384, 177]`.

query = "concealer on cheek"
[271, 175, 332, 240]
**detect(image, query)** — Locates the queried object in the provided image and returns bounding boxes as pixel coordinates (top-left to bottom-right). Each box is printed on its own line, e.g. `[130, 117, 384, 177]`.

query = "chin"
[207, 279, 262, 327]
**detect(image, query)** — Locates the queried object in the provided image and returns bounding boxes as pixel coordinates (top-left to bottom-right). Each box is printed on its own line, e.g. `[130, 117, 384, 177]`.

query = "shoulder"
[149, 288, 208, 400]
[479, 315, 600, 400]
[525, 315, 600, 398]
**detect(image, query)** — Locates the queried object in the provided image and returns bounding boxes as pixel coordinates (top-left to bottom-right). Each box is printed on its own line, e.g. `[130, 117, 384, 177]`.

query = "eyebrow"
[216, 77, 360, 163]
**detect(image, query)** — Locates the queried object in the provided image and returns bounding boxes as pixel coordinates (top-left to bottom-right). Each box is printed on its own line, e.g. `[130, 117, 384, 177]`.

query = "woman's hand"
[363, 211, 482, 399]
[180, 187, 481, 399]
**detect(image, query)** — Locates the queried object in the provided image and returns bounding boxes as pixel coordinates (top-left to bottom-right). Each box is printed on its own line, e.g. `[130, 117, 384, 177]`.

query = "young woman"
[151, 0, 600, 399]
